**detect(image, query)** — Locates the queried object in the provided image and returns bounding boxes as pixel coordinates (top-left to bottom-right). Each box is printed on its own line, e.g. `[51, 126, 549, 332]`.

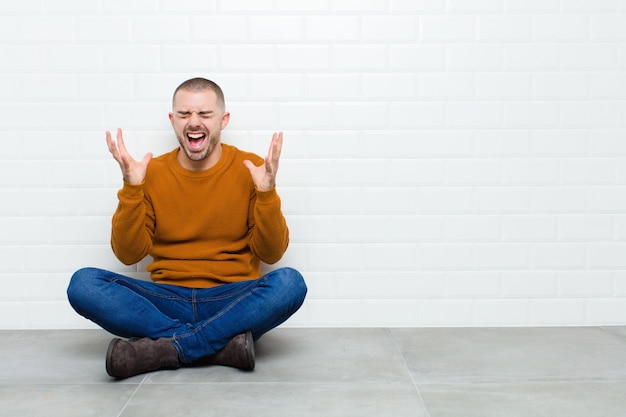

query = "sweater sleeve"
[248, 187, 289, 265]
[110, 181, 155, 265]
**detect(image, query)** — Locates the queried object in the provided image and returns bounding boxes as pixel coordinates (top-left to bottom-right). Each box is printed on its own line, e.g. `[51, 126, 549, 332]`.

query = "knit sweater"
[110, 143, 289, 288]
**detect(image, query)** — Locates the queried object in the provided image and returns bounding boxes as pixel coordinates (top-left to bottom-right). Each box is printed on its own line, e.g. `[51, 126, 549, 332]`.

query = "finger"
[116, 128, 129, 156]
[106, 130, 120, 159]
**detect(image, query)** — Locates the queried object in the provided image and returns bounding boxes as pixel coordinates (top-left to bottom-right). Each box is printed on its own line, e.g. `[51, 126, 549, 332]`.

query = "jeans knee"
[67, 267, 103, 309]
[272, 267, 307, 305]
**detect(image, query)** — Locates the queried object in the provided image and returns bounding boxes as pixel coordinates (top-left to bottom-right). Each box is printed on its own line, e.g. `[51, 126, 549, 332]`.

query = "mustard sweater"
[111, 144, 289, 288]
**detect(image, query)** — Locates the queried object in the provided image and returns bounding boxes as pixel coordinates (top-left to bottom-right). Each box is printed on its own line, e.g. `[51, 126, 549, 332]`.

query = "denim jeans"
[67, 267, 307, 364]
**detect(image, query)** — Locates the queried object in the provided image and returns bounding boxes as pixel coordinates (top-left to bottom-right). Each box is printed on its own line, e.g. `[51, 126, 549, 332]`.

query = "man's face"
[169, 89, 230, 170]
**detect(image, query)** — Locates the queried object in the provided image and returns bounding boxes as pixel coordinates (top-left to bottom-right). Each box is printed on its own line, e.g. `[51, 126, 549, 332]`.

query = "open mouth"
[186, 132, 207, 150]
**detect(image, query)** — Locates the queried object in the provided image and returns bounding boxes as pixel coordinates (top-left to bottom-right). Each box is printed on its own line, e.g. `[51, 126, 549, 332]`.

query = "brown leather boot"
[201, 331, 255, 370]
[106, 337, 180, 379]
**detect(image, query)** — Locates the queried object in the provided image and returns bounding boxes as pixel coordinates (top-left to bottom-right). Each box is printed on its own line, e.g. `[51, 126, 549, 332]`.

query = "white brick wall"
[1, 0, 625, 329]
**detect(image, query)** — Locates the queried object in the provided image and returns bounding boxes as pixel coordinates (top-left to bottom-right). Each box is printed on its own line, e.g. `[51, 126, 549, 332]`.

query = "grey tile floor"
[1, 327, 626, 416]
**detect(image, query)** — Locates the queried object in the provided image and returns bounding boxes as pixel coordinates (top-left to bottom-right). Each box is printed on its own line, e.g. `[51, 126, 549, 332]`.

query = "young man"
[67, 78, 307, 379]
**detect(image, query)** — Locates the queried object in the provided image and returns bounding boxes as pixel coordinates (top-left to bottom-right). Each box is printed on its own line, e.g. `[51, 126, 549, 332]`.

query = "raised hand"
[106, 128, 153, 185]
[243, 132, 283, 192]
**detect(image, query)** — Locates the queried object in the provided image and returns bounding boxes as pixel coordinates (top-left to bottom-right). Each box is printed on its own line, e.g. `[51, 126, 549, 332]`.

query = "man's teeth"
[188, 133, 205, 139]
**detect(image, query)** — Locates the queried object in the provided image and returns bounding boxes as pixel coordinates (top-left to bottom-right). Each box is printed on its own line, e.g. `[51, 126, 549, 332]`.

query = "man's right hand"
[106, 128, 153, 185]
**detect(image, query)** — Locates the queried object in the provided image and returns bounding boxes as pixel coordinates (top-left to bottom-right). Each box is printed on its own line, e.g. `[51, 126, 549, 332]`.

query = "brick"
[390, 45, 445, 70]
[103, 46, 159, 72]
[362, 15, 418, 41]
[305, 74, 361, 100]
[160, 0, 216, 12]
[589, 243, 626, 268]
[363, 73, 418, 100]
[21, 74, 76, 100]
[334, 216, 388, 243]
[102, 0, 157, 13]
[419, 300, 474, 326]
[560, 159, 616, 185]
[418, 244, 474, 269]
[534, 73, 588, 99]
[475, 73, 532, 99]
[0, 46, 44, 72]
[446, 102, 503, 128]
[474, 187, 532, 213]
[305, 16, 359, 41]
[250, 74, 304, 99]
[364, 244, 417, 270]
[560, 102, 617, 128]
[502, 215, 558, 241]
[532, 14, 590, 41]
[447, 44, 503, 70]
[191, 16, 247, 41]
[559, 271, 614, 298]
[502, 271, 558, 297]
[590, 72, 626, 98]
[531, 300, 586, 326]
[505, 102, 559, 128]
[563, 0, 620, 12]
[334, 160, 388, 186]
[531, 130, 589, 156]
[532, 187, 587, 213]
[505, 44, 560, 70]
[388, 215, 445, 243]
[388, 159, 446, 185]
[332, 0, 385, 12]
[446, 272, 501, 298]
[277, 45, 330, 70]
[419, 73, 474, 99]
[333, 102, 389, 129]
[532, 243, 587, 268]
[502, 158, 559, 185]
[562, 44, 619, 69]
[478, 15, 532, 42]
[249, 16, 303, 42]
[415, 187, 474, 213]
[505, 0, 559, 12]
[332, 45, 387, 71]
[77, 17, 130, 42]
[421, 15, 475, 41]
[218, 0, 274, 12]
[475, 130, 531, 156]
[219, 45, 275, 71]
[15, 16, 75, 42]
[444, 159, 502, 185]
[419, 131, 473, 156]
[389, 0, 446, 12]
[389, 102, 445, 128]
[449, 0, 501, 12]
[444, 215, 501, 241]
[560, 215, 614, 241]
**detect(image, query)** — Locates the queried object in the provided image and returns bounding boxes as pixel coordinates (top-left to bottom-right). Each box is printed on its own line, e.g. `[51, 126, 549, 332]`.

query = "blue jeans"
[67, 267, 307, 364]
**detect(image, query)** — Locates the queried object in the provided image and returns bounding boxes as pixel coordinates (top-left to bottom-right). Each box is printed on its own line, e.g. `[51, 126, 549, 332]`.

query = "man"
[67, 78, 307, 379]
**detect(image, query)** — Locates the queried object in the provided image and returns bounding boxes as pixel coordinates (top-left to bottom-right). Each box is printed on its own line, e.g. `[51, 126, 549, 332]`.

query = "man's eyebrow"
[176, 110, 214, 114]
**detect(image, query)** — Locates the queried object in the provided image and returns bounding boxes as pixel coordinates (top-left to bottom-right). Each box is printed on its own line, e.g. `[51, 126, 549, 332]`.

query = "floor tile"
[145, 328, 414, 384]
[419, 381, 626, 417]
[391, 327, 626, 383]
[0, 329, 125, 384]
[120, 382, 428, 417]
[0, 384, 137, 417]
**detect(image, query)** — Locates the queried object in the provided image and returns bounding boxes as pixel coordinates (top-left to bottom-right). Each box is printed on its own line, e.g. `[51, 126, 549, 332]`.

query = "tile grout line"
[115, 377, 146, 417]
[386, 328, 433, 417]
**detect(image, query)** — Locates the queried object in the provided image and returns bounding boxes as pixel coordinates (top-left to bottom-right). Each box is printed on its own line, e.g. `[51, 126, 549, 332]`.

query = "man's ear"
[221, 111, 230, 130]
[168, 112, 174, 127]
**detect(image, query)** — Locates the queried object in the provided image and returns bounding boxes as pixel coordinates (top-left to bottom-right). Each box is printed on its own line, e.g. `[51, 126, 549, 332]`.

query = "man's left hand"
[244, 131, 283, 192]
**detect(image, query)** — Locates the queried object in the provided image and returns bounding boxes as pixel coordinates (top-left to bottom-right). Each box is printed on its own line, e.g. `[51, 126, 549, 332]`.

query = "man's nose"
[188, 112, 201, 125]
